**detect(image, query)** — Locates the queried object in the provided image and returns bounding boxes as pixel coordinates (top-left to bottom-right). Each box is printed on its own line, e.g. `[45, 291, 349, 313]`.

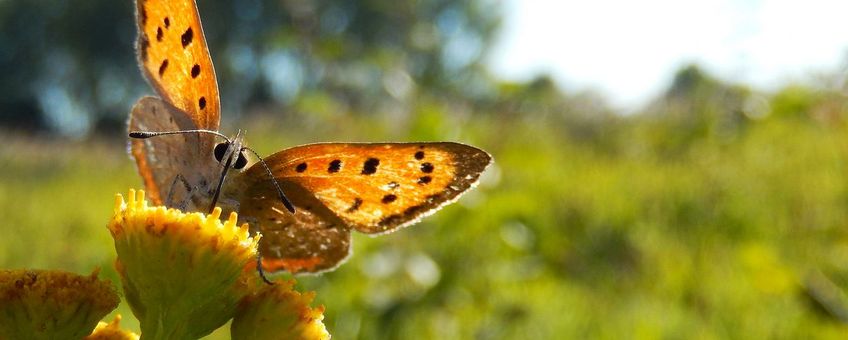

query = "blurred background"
[3, 0, 848, 338]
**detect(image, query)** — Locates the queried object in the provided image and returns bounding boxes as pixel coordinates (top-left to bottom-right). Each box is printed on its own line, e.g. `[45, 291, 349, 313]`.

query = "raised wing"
[135, 0, 220, 131]
[239, 142, 492, 234]
[128, 96, 217, 207]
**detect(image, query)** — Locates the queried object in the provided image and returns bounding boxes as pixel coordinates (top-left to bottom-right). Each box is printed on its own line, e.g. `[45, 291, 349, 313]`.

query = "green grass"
[2, 107, 848, 339]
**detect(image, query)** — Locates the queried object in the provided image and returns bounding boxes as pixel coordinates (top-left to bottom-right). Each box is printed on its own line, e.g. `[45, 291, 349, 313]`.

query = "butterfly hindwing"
[239, 142, 492, 234]
[129, 96, 217, 207]
[135, 0, 220, 131]
[230, 177, 352, 274]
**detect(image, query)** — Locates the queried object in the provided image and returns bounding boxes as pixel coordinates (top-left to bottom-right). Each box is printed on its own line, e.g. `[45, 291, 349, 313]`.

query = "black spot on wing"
[418, 176, 432, 184]
[347, 198, 363, 213]
[382, 194, 397, 204]
[414, 151, 424, 160]
[295, 162, 307, 173]
[156, 27, 163, 41]
[198, 96, 206, 110]
[191, 64, 200, 78]
[362, 158, 379, 175]
[164, 17, 170, 28]
[420, 162, 434, 173]
[158, 59, 168, 76]
[181, 27, 193, 48]
[328, 160, 342, 173]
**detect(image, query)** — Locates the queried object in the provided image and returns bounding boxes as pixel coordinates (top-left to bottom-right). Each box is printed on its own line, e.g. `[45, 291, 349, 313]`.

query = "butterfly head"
[210, 130, 297, 214]
[129, 128, 296, 214]
[213, 130, 248, 171]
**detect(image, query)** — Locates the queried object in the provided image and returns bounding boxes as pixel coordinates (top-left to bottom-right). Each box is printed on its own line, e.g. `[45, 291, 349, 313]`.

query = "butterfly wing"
[135, 0, 220, 131]
[261, 142, 491, 233]
[128, 96, 217, 208]
[246, 142, 489, 227]
[228, 142, 490, 274]
[231, 180, 352, 274]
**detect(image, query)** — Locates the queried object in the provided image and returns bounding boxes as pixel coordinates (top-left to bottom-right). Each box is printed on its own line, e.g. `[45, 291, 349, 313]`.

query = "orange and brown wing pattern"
[241, 142, 492, 234]
[135, 0, 220, 131]
[233, 179, 353, 274]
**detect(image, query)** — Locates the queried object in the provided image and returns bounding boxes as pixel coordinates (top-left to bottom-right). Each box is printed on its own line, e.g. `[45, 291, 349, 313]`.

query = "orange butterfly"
[128, 0, 492, 274]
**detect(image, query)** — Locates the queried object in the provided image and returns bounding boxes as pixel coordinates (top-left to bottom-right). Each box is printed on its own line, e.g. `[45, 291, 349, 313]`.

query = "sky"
[487, 0, 848, 110]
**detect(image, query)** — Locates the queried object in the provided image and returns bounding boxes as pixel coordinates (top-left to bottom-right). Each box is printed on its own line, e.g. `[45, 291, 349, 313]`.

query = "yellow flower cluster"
[109, 189, 259, 338]
[109, 189, 329, 339]
[233, 279, 330, 339]
[0, 189, 329, 339]
[0, 269, 119, 339]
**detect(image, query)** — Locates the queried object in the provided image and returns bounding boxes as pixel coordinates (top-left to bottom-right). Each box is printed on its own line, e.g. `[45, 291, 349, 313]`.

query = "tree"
[0, 0, 501, 136]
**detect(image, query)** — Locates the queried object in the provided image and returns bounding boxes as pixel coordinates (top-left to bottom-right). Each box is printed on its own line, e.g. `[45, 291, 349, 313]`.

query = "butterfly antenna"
[244, 147, 296, 214]
[129, 129, 230, 141]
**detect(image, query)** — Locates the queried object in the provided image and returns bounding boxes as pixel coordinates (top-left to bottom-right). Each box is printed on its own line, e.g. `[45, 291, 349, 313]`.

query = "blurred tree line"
[2, 0, 848, 146]
[0, 0, 498, 137]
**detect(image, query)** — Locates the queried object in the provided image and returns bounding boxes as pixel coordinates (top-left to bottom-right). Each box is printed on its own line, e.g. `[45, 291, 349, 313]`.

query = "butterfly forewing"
[239, 142, 492, 235]
[129, 96, 217, 207]
[135, 0, 220, 131]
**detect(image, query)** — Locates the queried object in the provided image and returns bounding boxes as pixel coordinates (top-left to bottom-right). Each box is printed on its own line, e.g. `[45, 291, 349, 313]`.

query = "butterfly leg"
[166, 174, 194, 211]
[256, 252, 274, 285]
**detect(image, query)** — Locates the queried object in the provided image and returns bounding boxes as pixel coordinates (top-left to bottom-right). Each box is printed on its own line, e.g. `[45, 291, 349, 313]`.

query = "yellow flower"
[0, 269, 119, 340]
[231, 279, 330, 340]
[85, 315, 140, 340]
[108, 189, 260, 339]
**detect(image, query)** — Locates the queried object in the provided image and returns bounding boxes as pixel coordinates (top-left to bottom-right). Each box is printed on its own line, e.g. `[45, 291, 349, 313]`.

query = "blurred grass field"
[4, 81, 848, 338]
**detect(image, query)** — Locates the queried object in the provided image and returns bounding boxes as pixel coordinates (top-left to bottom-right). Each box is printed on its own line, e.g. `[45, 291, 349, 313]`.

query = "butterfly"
[127, 0, 492, 274]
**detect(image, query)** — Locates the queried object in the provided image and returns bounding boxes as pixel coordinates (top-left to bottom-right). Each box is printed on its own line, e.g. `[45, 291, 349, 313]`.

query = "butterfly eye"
[214, 142, 229, 162]
[234, 151, 248, 170]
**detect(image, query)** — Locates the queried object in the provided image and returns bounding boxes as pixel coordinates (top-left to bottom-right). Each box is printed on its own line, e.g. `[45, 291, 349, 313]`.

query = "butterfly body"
[129, 0, 492, 274]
